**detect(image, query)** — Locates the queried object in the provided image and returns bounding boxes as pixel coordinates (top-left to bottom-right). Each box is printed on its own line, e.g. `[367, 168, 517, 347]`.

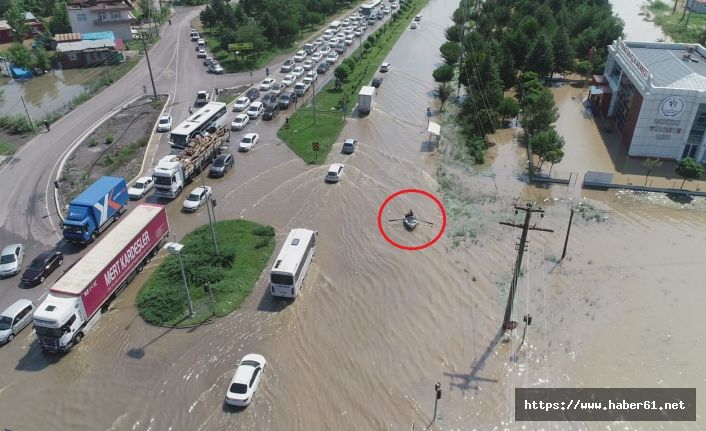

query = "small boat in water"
[403, 212, 418, 230]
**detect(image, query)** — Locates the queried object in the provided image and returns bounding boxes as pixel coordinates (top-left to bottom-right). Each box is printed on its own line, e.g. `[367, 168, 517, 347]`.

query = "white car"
[303, 70, 318, 84]
[231, 113, 250, 131]
[354, 28, 364, 37]
[239, 133, 260, 152]
[319, 45, 331, 55]
[291, 66, 305, 77]
[383, 6, 391, 14]
[390, 1, 398, 9]
[325, 163, 344, 182]
[344, 35, 354, 45]
[225, 354, 266, 407]
[344, 26, 354, 34]
[182, 186, 212, 212]
[233, 96, 251, 112]
[0, 244, 24, 277]
[311, 52, 323, 62]
[246, 102, 264, 119]
[342, 18, 351, 26]
[282, 74, 295, 87]
[325, 52, 339, 64]
[293, 50, 307, 62]
[380, 62, 391, 72]
[328, 37, 339, 48]
[259, 78, 276, 91]
[302, 59, 315, 71]
[410, 21, 418, 29]
[128, 176, 155, 199]
[156, 114, 172, 132]
[197, 48, 207, 58]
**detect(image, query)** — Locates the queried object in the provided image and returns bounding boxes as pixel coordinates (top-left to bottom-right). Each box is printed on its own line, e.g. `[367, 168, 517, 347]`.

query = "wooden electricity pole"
[499, 204, 553, 330]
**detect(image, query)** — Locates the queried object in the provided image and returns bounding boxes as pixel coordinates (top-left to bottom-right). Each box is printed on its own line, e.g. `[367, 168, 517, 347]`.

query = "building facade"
[601, 39, 706, 161]
[56, 38, 122, 69]
[67, 0, 135, 41]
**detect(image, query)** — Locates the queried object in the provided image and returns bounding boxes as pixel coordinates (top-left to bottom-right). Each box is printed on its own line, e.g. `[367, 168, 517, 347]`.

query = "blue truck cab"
[61, 176, 129, 243]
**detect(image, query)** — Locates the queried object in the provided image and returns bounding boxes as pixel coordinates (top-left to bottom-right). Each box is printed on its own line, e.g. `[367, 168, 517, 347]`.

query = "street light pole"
[166, 242, 194, 317]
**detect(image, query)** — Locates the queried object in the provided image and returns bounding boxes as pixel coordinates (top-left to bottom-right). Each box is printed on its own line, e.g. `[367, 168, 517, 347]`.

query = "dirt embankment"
[59, 95, 167, 204]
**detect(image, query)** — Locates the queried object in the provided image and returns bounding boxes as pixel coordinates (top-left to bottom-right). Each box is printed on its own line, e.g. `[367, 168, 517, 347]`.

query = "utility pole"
[200, 171, 220, 256]
[433, 382, 442, 421]
[140, 31, 158, 99]
[498, 204, 553, 330]
[20, 95, 34, 132]
[561, 207, 575, 259]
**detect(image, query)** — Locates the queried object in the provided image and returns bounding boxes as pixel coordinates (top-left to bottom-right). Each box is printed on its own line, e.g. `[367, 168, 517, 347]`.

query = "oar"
[388, 218, 405, 222]
[419, 220, 434, 226]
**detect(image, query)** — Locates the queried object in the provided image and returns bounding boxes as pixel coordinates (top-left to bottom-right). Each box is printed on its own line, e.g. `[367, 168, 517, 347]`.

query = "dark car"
[245, 88, 260, 101]
[270, 83, 286, 96]
[209, 153, 234, 177]
[334, 43, 346, 54]
[261, 92, 278, 104]
[371, 76, 383, 88]
[262, 102, 280, 121]
[21, 251, 63, 286]
[278, 91, 298, 109]
[342, 138, 358, 154]
[317, 62, 330, 74]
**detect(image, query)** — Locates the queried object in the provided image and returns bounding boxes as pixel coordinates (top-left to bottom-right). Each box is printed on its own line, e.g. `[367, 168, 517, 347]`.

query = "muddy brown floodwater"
[0, 0, 705, 430]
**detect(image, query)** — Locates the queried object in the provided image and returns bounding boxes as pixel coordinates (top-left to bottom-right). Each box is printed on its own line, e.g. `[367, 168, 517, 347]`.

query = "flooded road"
[0, 68, 108, 119]
[1, 1, 705, 430]
[611, 0, 669, 42]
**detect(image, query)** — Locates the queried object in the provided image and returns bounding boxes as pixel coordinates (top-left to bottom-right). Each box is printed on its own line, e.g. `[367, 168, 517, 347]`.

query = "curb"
[134, 93, 172, 182]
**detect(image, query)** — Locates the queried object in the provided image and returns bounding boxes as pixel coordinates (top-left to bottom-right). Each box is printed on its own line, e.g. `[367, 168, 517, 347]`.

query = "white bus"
[169, 102, 227, 150]
[269, 229, 316, 298]
[328, 20, 342, 33]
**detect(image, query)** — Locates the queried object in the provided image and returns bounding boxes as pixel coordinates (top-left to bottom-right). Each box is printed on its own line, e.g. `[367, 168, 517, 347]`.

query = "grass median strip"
[278, 0, 428, 163]
[137, 220, 276, 327]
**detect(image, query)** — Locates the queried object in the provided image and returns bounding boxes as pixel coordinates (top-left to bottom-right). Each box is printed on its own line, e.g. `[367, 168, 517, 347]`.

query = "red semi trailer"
[33, 204, 170, 352]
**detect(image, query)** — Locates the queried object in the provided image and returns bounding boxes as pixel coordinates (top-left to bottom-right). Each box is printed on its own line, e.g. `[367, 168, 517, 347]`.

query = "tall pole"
[561, 207, 574, 259]
[200, 171, 220, 256]
[433, 382, 442, 421]
[177, 252, 194, 317]
[499, 204, 553, 330]
[20, 95, 35, 132]
[140, 32, 158, 98]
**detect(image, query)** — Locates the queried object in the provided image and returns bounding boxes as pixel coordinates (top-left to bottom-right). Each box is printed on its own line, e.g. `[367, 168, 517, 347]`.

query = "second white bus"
[269, 229, 316, 298]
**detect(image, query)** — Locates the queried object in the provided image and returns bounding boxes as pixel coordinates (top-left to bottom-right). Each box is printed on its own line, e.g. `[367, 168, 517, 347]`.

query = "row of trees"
[434, 0, 622, 164]
[200, 0, 357, 53]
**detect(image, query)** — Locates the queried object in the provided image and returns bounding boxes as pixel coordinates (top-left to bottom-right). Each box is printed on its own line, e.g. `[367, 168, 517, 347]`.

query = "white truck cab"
[153, 156, 186, 198]
[33, 296, 91, 352]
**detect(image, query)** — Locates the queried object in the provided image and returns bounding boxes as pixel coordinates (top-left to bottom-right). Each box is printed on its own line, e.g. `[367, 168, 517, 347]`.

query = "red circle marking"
[376, 189, 447, 251]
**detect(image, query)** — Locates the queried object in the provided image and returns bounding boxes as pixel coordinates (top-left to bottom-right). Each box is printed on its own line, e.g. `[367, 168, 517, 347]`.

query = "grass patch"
[279, 0, 428, 163]
[101, 138, 148, 173]
[136, 220, 276, 327]
[216, 91, 238, 105]
[0, 141, 14, 155]
[648, 0, 706, 42]
[576, 202, 604, 222]
[0, 114, 34, 135]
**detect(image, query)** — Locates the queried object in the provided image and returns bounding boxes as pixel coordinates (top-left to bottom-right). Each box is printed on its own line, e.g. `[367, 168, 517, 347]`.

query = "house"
[67, 0, 135, 41]
[686, 0, 706, 14]
[56, 38, 124, 69]
[0, 12, 46, 44]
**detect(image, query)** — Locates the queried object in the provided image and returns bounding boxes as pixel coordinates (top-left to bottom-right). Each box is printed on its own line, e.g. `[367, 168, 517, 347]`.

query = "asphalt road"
[0, 6, 389, 312]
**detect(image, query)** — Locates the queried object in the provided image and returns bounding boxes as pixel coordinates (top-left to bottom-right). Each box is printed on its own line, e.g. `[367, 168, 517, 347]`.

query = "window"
[68, 53, 77, 61]
[111, 12, 121, 19]
[99, 13, 107, 20]
[249, 368, 261, 387]
[77, 13, 86, 21]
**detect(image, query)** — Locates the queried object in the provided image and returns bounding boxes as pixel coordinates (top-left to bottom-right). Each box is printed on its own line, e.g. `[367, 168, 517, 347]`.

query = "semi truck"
[153, 125, 229, 198]
[61, 176, 129, 243]
[358, 86, 375, 115]
[33, 204, 170, 353]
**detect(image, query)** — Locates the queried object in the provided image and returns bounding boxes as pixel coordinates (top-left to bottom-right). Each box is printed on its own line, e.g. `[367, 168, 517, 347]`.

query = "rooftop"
[56, 38, 116, 52]
[623, 41, 706, 90]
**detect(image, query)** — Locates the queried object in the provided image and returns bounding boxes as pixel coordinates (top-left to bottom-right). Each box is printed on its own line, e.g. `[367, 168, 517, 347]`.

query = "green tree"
[33, 47, 51, 71]
[641, 157, 663, 186]
[530, 128, 565, 172]
[432, 64, 454, 84]
[235, 18, 269, 54]
[5, 1, 28, 43]
[439, 41, 461, 65]
[7, 43, 33, 69]
[137, 0, 154, 21]
[675, 157, 704, 189]
[525, 88, 558, 133]
[552, 27, 573, 75]
[200, 6, 218, 32]
[333, 64, 350, 82]
[437, 84, 451, 111]
[305, 12, 323, 28]
[0, 0, 11, 16]
[545, 147, 565, 175]
[445, 24, 462, 42]
[49, 0, 72, 35]
[525, 34, 554, 78]
[575, 60, 592, 86]
[498, 51, 516, 90]
[497, 96, 520, 120]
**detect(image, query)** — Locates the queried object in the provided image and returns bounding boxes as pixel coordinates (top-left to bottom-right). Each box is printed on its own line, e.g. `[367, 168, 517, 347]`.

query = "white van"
[328, 20, 342, 33]
[0, 299, 35, 344]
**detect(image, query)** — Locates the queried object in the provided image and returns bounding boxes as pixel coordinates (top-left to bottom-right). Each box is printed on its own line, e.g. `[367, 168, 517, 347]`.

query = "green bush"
[0, 114, 34, 135]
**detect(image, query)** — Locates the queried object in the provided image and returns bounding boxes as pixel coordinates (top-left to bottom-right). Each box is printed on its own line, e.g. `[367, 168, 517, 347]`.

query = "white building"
[67, 0, 135, 42]
[599, 39, 706, 161]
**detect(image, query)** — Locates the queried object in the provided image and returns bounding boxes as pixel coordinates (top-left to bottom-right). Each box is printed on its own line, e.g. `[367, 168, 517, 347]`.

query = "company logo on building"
[659, 96, 685, 118]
